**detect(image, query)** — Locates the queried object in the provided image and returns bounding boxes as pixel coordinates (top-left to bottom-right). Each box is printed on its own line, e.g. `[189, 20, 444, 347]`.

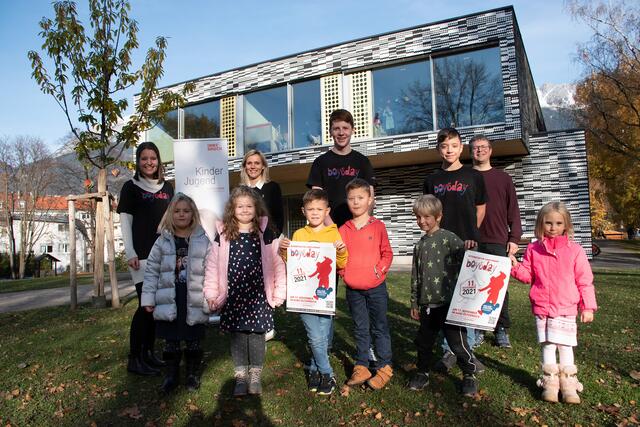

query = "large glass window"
[434, 47, 505, 128]
[292, 80, 322, 148]
[243, 87, 288, 153]
[372, 61, 433, 136]
[184, 100, 220, 139]
[147, 109, 178, 163]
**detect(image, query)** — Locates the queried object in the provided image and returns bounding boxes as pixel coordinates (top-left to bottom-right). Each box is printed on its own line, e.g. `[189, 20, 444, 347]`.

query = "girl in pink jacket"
[510, 201, 597, 404]
[203, 186, 286, 397]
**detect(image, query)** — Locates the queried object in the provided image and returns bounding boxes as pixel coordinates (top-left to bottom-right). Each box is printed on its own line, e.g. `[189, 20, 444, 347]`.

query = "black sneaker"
[471, 356, 486, 375]
[462, 375, 478, 397]
[408, 372, 429, 391]
[308, 370, 321, 392]
[434, 350, 457, 373]
[316, 374, 336, 395]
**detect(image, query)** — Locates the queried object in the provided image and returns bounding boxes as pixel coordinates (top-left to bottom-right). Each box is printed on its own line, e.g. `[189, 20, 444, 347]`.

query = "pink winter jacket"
[203, 217, 286, 311]
[511, 235, 597, 317]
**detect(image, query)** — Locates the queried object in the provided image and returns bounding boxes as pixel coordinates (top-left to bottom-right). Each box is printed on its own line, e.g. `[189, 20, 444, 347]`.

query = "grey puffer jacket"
[141, 225, 210, 325]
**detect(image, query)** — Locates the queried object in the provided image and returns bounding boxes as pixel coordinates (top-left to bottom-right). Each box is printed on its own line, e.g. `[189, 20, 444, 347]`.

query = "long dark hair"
[133, 141, 164, 182]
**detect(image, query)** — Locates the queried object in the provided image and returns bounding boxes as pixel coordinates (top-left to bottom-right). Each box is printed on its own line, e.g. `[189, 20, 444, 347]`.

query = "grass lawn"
[0, 271, 638, 426]
[0, 274, 94, 294]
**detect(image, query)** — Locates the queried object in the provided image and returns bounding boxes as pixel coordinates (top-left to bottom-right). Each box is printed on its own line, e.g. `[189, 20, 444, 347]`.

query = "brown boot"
[559, 365, 583, 404]
[367, 365, 393, 390]
[346, 365, 372, 386]
[536, 364, 559, 403]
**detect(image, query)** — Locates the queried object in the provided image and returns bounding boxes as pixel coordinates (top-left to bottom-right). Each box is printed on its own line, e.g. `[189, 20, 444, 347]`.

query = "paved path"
[0, 278, 136, 314]
[590, 239, 640, 269]
[0, 241, 637, 314]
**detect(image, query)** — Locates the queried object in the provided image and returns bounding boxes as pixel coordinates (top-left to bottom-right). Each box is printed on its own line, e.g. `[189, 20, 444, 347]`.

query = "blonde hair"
[413, 194, 443, 217]
[158, 193, 201, 235]
[240, 149, 271, 185]
[222, 186, 269, 241]
[535, 201, 574, 240]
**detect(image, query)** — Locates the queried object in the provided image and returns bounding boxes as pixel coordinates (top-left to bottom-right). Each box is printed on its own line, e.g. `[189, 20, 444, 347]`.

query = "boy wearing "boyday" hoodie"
[339, 178, 394, 390]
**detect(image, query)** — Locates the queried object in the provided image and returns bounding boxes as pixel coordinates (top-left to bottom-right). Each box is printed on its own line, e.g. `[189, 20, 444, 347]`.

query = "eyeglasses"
[472, 145, 491, 152]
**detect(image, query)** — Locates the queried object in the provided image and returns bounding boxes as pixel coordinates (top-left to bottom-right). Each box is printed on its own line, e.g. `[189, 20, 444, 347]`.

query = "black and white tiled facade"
[373, 129, 591, 259]
[146, 7, 592, 258]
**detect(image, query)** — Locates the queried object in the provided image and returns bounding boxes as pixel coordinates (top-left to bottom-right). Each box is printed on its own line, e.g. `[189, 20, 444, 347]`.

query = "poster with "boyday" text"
[446, 251, 512, 331]
[286, 242, 336, 316]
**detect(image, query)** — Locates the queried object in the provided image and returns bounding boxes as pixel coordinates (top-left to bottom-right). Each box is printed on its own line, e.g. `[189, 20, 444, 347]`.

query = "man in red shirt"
[471, 135, 523, 348]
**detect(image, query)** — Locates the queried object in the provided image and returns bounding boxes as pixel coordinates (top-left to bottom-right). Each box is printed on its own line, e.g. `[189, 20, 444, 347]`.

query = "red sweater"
[339, 217, 393, 290]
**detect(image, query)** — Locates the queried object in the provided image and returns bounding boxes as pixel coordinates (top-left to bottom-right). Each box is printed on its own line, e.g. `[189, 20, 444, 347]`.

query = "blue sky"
[0, 1, 592, 149]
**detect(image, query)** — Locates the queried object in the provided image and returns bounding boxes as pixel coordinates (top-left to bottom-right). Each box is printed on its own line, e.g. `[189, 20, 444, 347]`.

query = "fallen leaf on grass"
[86, 354, 101, 360]
[375, 412, 383, 420]
[595, 403, 620, 415]
[119, 405, 143, 420]
[339, 385, 350, 397]
[17, 362, 28, 369]
[630, 371, 640, 381]
[11, 389, 20, 397]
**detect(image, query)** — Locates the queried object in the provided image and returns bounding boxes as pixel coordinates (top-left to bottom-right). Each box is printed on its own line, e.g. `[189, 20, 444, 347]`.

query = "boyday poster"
[286, 242, 336, 315]
[446, 251, 511, 331]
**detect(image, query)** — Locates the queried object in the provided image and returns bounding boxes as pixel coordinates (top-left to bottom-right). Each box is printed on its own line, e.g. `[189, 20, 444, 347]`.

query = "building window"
[184, 100, 220, 139]
[292, 79, 322, 148]
[434, 47, 505, 128]
[372, 60, 433, 136]
[243, 86, 289, 153]
[147, 109, 179, 163]
[58, 243, 69, 253]
[58, 224, 68, 232]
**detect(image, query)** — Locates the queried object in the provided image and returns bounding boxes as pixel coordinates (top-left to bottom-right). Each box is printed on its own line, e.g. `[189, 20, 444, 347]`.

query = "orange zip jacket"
[339, 217, 393, 290]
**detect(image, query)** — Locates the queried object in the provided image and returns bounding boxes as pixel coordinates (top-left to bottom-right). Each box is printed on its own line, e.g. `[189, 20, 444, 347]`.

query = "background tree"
[27, 0, 193, 303]
[568, 0, 640, 230]
[0, 136, 55, 279]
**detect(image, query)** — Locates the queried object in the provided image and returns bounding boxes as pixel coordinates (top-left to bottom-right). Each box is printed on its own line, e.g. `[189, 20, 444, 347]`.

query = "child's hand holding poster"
[286, 242, 336, 315]
[446, 251, 512, 331]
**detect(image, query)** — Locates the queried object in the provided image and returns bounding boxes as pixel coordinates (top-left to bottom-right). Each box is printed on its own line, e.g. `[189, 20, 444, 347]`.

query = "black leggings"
[165, 339, 201, 353]
[129, 282, 156, 354]
[415, 305, 479, 375]
[230, 332, 265, 368]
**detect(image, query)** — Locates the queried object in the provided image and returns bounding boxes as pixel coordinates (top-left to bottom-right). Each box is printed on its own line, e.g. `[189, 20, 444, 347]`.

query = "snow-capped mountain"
[537, 83, 578, 131]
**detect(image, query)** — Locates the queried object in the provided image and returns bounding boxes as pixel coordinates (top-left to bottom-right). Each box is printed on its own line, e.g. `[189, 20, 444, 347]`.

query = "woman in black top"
[117, 142, 174, 375]
[240, 149, 284, 235]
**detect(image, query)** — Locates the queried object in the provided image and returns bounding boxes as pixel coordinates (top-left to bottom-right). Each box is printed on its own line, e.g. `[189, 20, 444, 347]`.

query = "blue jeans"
[299, 313, 333, 375]
[345, 281, 392, 368]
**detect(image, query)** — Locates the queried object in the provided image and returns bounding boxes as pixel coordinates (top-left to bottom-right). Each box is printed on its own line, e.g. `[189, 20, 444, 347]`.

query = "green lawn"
[0, 274, 94, 294]
[1, 271, 638, 426]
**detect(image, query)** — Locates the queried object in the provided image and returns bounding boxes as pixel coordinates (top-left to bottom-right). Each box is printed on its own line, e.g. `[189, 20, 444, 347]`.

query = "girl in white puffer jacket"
[142, 193, 210, 393]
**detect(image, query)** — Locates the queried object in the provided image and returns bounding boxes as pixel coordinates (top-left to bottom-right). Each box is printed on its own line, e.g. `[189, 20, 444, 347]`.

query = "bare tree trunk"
[92, 169, 107, 307]
[68, 200, 77, 310]
[104, 193, 120, 308]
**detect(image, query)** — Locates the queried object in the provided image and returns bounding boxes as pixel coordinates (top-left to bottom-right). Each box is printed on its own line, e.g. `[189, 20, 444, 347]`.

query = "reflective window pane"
[372, 61, 433, 137]
[184, 100, 220, 139]
[147, 109, 178, 163]
[292, 80, 322, 148]
[243, 87, 289, 153]
[434, 47, 505, 128]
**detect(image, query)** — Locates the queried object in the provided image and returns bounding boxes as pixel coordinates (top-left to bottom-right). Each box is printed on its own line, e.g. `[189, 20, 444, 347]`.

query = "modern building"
[142, 6, 591, 262]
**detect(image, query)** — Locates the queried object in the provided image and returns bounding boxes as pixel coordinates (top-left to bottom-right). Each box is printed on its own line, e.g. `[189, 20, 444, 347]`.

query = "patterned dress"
[220, 232, 274, 333]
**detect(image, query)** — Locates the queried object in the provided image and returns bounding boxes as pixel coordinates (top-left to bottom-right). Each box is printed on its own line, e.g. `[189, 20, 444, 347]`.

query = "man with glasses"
[470, 135, 522, 349]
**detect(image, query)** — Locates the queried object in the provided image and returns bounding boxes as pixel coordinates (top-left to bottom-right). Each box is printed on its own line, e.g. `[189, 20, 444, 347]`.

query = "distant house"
[140, 6, 592, 261]
[0, 194, 125, 273]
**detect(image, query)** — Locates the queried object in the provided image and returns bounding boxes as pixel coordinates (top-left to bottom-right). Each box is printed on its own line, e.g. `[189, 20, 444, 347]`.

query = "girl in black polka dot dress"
[204, 186, 286, 396]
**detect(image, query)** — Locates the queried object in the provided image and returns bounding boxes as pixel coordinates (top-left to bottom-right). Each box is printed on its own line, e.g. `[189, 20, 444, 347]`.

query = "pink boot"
[536, 364, 559, 403]
[559, 365, 583, 404]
